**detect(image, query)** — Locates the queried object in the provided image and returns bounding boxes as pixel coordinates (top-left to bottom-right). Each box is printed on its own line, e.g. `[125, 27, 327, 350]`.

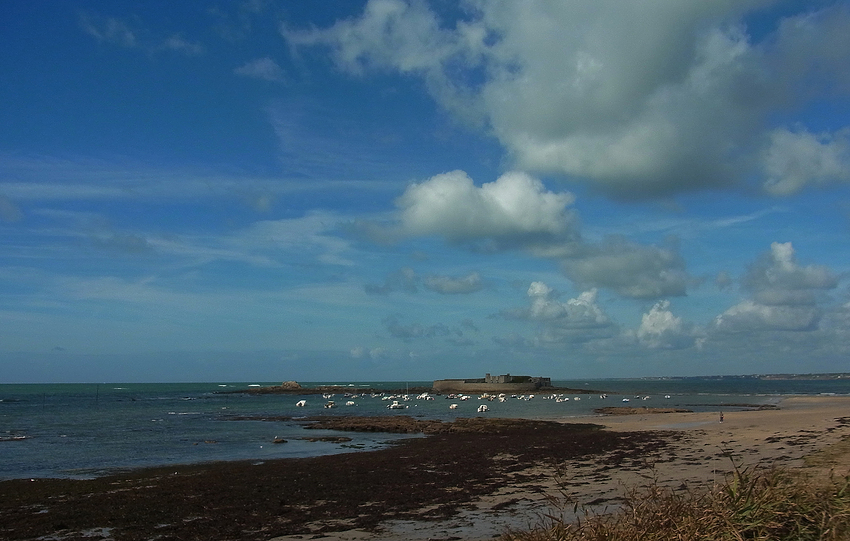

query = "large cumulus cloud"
[714, 242, 838, 333]
[395, 170, 578, 249]
[286, 0, 850, 196]
[560, 237, 688, 299]
[633, 300, 700, 349]
[505, 282, 618, 344]
[365, 169, 691, 300]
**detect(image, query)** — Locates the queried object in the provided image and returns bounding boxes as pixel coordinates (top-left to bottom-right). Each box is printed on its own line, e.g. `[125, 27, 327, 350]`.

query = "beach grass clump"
[501, 465, 850, 541]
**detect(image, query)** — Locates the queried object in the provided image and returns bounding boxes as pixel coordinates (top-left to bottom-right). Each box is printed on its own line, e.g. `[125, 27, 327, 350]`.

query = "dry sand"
[276, 396, 850, 541]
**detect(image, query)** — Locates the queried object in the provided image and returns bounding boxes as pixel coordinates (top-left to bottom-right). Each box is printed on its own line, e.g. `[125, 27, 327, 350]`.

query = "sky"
[2, 0, 850, 383]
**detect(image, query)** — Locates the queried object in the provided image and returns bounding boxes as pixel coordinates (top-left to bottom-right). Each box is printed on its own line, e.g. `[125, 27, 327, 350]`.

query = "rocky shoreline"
[302, 415, 596, 434]
[0, 416, 672, 541]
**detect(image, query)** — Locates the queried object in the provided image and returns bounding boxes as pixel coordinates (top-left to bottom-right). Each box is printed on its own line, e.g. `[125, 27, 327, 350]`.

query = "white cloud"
[369, 347, 389, 360]
[80, 14, 138, 47]
[715, 270, 733, 290]
[1, 156, 364, 270]
[485, 16, 761, 195]
[762, 128, 850, 195]
[288, 0, 850, 197]
[713, 242, 838, 333]
[507, 282, 617, 344]
[61, 210, 357, 270]
[383, 314, 450, 341]
[816, 300, 850, 347]
[284, 0, 456, 74]
[714, 300, 820, 333]
[524, 283, 610, 326]
[561, 237, 688, 299]
[56, 275, 161, 304]
[365, 267, 419, 295]
[394, 170, 576, 247]
[235, 211, 356, 267]
[91, 233, 154, 254]
[770, 3, 850, 95]
[162, 35, 203, 55]
[0, 153, 397, 202]
[742, 241, 838, 305]
[235, 57, 285, 82]
[367, 169, 690, 300]
[80, 14, 203, 56]
[282, 0, 482, 119]
[634, 300, 697, 349]
[423, 272, 483, 294]
[381, 314, 474, 346]
[7, 155, 693, 302]
[524, 281, 564, 321]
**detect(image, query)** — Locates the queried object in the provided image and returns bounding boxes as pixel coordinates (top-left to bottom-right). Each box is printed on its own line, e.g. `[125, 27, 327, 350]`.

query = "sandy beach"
[3, 396, 849, 541]
[295, 396, 850, 541]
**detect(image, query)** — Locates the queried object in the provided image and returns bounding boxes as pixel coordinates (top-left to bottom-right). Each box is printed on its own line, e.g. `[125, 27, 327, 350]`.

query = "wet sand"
[2, 397, 849, 541]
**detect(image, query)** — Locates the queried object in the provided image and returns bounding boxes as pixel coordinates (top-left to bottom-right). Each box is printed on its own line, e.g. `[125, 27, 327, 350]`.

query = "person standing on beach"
[720, 411, 724, 423]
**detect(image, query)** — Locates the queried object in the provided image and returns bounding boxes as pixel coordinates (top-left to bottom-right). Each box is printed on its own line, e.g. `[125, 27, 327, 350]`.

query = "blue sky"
[3, 0, 850, 383]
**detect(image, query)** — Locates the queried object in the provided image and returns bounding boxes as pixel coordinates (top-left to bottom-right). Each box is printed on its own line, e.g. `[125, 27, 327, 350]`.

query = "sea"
[2, 378, 849, 481]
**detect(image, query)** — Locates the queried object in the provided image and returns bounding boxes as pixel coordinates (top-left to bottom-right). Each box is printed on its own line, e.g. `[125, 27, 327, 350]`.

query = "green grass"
[501, 464, 850, 541]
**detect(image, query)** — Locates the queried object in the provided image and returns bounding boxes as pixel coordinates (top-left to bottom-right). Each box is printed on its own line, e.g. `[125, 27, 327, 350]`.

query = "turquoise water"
[1, 378, 848, 480]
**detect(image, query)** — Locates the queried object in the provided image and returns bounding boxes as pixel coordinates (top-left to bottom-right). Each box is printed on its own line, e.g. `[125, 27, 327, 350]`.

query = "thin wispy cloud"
[80, 13, 204, 55]
[235, 57, 285, 82]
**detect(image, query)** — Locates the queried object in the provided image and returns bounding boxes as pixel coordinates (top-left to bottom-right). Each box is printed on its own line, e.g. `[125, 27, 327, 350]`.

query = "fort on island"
[433, 373, 552, 393]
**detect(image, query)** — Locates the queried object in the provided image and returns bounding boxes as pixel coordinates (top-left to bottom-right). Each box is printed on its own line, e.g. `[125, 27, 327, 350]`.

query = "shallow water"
[1, 378, 847, 479]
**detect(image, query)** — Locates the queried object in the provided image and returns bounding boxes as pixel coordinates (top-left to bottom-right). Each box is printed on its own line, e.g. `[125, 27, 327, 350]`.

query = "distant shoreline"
[628, 373, 850, 381]
[220, 384, 603, 395]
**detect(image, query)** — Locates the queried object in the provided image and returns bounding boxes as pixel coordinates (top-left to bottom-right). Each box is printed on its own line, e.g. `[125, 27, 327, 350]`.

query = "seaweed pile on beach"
[0, 417, 671, 541]
[594, 406, 693, 415]
[302, 414, 574, 434]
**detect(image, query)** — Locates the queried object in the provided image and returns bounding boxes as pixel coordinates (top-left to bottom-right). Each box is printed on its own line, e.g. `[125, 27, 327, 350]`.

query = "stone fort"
[432, 373, 552, 393]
